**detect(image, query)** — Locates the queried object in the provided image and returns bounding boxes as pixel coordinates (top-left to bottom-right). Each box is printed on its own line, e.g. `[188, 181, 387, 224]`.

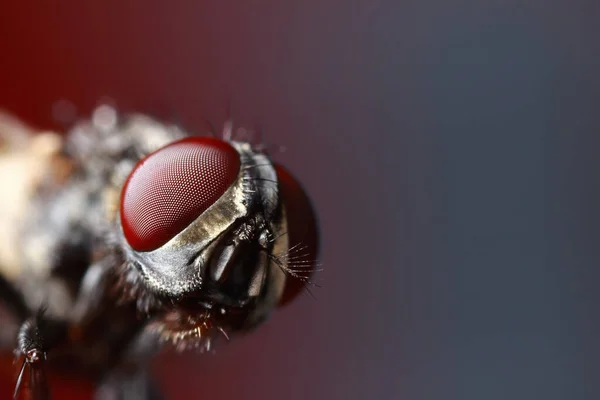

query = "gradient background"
[1, 1, 599, 399]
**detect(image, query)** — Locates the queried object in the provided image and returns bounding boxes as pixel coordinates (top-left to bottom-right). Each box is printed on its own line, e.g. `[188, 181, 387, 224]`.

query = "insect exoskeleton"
[0, 107, 320, 398]
[112, 121, 320, 351]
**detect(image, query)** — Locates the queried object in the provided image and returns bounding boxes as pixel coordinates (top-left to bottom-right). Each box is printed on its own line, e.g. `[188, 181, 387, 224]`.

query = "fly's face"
[116, 131, 319, 349]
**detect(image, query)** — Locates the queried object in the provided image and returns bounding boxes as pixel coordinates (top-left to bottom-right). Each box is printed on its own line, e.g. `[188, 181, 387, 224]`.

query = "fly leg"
[94, 323, 164, 400]
[68, 258, 163, 400]
[13, 311, 67, 400]
[0, 274, 67, 400]
[14, 313, 50, 400]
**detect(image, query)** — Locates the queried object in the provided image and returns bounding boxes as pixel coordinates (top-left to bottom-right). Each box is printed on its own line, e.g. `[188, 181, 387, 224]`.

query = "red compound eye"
[275, 165, 320, 307]
[120, 137, 241, 252]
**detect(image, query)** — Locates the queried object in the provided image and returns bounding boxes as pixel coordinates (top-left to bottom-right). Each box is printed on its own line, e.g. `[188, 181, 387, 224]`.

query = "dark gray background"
[0, 1, 598, 399]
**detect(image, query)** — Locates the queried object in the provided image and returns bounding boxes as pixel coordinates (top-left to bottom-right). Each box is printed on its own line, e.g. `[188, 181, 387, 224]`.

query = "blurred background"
[1, 1, 599, 399]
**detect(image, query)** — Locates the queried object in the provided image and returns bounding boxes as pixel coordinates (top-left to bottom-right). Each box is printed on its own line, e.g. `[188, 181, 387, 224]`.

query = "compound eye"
[120, 137, 241, 252]
[274, 165, 320, 307]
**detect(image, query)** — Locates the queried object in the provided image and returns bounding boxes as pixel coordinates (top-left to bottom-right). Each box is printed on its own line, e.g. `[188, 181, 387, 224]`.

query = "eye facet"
[274, 165, 320, 307]
[120, 137, 241, 252]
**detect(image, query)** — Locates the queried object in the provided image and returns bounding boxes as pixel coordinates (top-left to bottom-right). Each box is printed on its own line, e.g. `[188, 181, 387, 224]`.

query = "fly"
[0, 105, 320, 399]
